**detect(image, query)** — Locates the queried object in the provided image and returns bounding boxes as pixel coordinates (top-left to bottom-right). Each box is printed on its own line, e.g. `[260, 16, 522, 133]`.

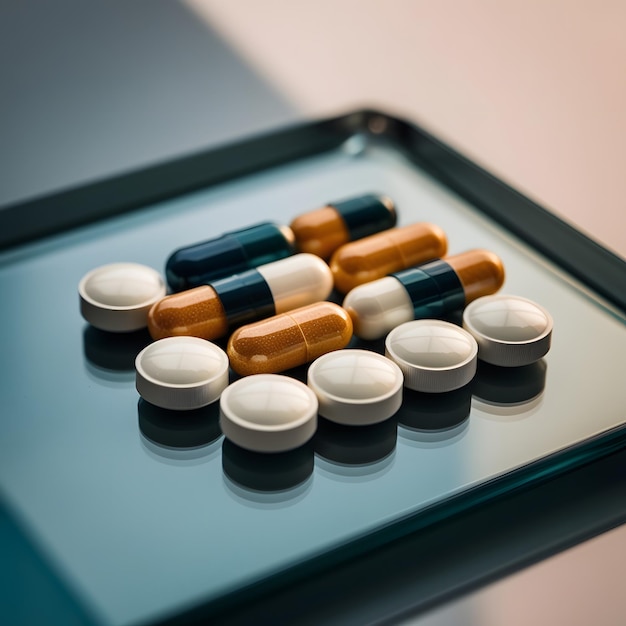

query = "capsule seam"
[284, 311, 310, 360]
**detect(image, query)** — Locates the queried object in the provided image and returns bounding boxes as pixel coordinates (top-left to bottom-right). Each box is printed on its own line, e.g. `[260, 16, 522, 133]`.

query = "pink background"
[188, 0, 626, 259]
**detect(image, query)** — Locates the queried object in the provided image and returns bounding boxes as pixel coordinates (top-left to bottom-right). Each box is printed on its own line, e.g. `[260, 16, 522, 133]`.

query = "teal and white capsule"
[343, 250, 505, 340]
[166, 222, 296, 291]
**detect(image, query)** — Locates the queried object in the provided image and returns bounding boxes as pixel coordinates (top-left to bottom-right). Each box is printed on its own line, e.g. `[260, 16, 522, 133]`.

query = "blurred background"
[2, 1, 625, 624]
[2, 0, 625, 257]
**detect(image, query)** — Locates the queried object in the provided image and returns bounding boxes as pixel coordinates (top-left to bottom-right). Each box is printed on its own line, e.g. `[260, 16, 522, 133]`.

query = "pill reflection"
[222, 439, 314, 493]
[138, 398, 222, 449]
[314, 417, 397, 467]
[83, 326, 152, 372]
[396, 384, 473, 432]
[473, 360, 547, 405]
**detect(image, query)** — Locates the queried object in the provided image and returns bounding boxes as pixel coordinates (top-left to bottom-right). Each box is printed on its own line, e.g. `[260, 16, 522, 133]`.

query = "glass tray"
[1, 110, 625, 626]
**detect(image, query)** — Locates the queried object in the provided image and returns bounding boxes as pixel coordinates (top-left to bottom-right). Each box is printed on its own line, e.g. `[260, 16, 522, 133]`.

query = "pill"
[329, 222, 448, 293]
[462, 295, 553, 366]
[290, 193, 396, 259]
[79, 262, 166, 332]
[227, 302, 353, 376]
[220, 374, 318, 453]
[385, 320, 478, 392]
[165, 222, 296, 291]
[148, 253, 333, 341]
[343, 249, 505, 340]
[135, 336, 229, 410]
[307, 349, 403, 425]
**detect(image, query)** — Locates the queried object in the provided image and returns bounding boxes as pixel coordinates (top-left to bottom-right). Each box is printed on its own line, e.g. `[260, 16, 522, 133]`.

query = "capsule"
[343, 249, 505, 340]
[148, 253, 333, 341]
[290, 194, 396, 260]
[227, 302, 353, 376]
[165, 222, 296, 291]
[330, 222, 448, 293]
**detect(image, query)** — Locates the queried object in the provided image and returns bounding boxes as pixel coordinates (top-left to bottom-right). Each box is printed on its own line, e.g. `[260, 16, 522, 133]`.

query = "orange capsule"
[330, 222, 448, 293]
[290, 194, 396, 259]
[227, 302, 353, 376]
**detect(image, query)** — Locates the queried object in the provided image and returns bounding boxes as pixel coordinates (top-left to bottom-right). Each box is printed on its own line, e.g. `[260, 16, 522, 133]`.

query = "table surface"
[2, 2, 625, 625]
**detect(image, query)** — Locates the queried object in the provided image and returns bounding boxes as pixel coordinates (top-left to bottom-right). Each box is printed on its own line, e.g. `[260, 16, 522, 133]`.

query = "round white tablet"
[307, 349, 403, 425]
[220, 375, 318, 453]
[385, 320, 478, 393]
[79, 262, 166, 332]
[463, 295, 553, 366]
[135, 337, 229, 410]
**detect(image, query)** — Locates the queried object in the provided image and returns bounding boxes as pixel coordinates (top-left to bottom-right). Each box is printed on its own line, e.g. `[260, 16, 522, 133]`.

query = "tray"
[1, 110, 625, 626]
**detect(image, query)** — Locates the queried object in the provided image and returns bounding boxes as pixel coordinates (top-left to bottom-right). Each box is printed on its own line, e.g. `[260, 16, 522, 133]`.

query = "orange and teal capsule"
[343, 249, 505, 340]
[149, 254, 333, 341]
[290, 194, 397, 259]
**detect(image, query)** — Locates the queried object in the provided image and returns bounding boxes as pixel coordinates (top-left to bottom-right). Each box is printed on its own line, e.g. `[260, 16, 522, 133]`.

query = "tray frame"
[2, 109, 625, 624]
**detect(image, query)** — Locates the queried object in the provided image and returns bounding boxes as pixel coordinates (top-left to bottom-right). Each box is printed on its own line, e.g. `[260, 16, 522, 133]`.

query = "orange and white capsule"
[330, 222, 448, 293]
[343, 249, 505, 340]
[290, 194, 396, 259]
[227, 302, 353, 376]
[148, 253, 332, 341]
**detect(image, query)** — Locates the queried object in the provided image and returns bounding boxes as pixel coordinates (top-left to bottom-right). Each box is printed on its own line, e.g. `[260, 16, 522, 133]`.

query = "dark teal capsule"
[166, 222, 296, 291]
[391, 259, 466, 319]
[333, 194, 397, 241]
